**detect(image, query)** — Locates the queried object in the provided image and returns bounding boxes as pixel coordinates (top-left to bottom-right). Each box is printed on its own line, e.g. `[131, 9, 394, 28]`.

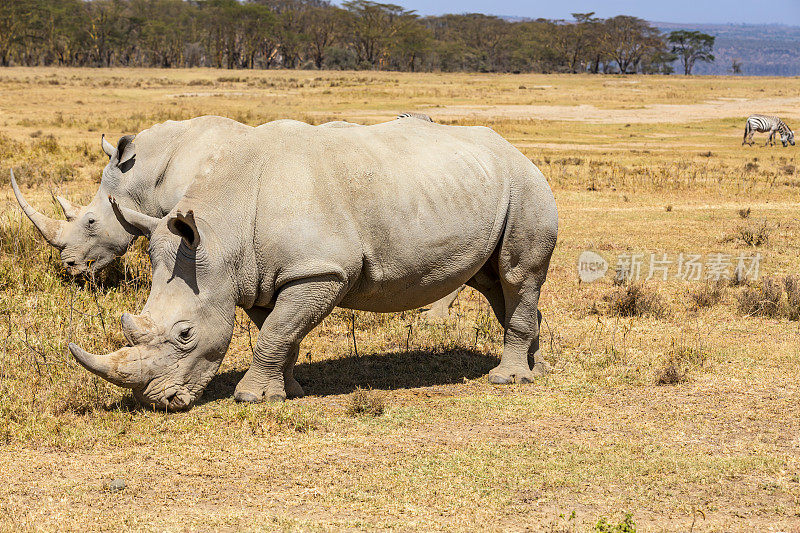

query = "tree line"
[0, 0, 715, 74]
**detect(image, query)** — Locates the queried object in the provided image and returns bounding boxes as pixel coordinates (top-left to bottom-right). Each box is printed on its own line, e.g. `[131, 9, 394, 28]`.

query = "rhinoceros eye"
[178, 327, 193, 342]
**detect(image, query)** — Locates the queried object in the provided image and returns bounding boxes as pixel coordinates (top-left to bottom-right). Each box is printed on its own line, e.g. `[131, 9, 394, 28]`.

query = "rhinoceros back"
[244, 120, 537, 311]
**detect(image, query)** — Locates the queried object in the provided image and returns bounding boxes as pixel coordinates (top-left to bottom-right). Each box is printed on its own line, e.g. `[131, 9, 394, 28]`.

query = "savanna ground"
[1, 68, 800, 532]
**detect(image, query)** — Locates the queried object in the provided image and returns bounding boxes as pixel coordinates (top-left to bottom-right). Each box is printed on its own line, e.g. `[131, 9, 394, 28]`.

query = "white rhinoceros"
[11, 116, 253, 275]
[68, 118, 558, 411]
[11, 115, 468, 320]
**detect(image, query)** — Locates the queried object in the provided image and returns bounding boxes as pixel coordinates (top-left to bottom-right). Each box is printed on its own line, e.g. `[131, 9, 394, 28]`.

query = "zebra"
[397, 112, 433, 122]
[743, 115, 795, 147]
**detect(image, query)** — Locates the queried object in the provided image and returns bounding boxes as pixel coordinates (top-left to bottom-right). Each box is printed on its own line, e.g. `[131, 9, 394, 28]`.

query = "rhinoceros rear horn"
[10, 169, 66, 249]
[109, 196, 160, 237]
[54, 194, 80, 221]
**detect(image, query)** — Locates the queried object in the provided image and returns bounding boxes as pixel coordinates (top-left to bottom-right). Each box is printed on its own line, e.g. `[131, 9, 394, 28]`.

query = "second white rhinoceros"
[69, 118, 558, 411]
[11, 116, 253, 275]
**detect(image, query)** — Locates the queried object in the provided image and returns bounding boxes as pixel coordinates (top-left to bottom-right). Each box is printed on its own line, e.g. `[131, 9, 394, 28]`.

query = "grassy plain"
[1, 68, 800, 531]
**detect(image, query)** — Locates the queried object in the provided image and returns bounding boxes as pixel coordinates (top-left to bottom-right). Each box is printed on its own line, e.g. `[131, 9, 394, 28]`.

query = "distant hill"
[656, 22, 800, 76]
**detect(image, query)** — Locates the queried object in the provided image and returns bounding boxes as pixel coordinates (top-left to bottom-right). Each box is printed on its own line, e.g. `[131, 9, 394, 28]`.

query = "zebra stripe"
[743, 114, 795, 147]
[397, 112, 433, 122]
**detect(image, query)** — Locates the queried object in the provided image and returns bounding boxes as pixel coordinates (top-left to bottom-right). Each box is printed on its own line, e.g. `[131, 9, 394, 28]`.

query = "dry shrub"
[346, 387, 385, 417]
[736, 219, 769, 247]
[730, 267, 750, 286]
[737, 207, 751, 219]
[187, 78, 214, 86]
[744, 161, 759, 172]
[608, 283, 667, 318]
[780, 164, 795, 175]
[737, 277, 783, 318]
[33, 135, 60, 154]
[689, 280, 726, 309]
[656, 342, 706, 385]
[665, 205, 673, 212]
[0, 134, 23, 160]
[783, 276, 800, 321]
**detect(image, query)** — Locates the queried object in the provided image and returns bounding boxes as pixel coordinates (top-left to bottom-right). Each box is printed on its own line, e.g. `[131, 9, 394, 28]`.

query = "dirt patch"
[414, 96, 800, 124]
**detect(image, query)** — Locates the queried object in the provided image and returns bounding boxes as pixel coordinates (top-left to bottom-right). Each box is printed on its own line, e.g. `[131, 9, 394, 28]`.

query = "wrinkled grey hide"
[70, 119, 558, 411]
[11, 116, 252, 274]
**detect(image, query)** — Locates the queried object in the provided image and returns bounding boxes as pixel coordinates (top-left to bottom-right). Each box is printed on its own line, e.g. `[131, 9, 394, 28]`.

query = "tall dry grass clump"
[656, 341, 707, 385]
[688, 280, 726, 309]
[737, 277, 790, 319]
[346, 387, 386, 417]
[607, 283, 668, 318]
[735, 219, 770, 247]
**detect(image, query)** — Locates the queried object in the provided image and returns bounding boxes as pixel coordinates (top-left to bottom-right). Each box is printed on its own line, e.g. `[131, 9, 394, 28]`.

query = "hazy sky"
[376, 0, 800, 25]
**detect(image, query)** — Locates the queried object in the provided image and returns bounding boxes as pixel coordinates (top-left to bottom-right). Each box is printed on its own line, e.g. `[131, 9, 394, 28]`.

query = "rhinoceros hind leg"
[488, 280, 545, 385]
[466, 265, 506, 325]
[420, 287, 462, 319]
[235, 276, 345, 403]
[527, 310, 551, 376]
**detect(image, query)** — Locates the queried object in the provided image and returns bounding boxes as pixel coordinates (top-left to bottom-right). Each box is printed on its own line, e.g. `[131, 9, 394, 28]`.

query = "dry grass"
[735, 219, 771, 247]
[607, 283, 668, 318]
[345, 387, 386, 417]
[1, 68, 800, 531]
[656, 340, 708, 385]
[737, 277, 784, 317]
[689, 279, 727, 309]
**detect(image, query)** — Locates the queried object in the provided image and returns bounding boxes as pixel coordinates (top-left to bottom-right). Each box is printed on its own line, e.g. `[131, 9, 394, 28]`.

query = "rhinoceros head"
[69, 202, 237, 410]
[11, 135, 140, 275]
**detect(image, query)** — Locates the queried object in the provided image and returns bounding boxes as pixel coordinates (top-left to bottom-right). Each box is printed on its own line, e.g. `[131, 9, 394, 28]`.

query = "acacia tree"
[304, 5, 343, 68]
[668, 30, 715, 75]
[342, 0, 416, 68]
[550, 13, 598, 73]
[391, 18, 431, 71]
[600, 16, 666, 74]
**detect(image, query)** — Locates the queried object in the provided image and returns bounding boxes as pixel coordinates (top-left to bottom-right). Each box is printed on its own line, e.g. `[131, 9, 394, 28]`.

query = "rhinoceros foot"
[531, 360, 552, 377]
[488, 364, 541, 384]
[285, 377, 305, 399]
[234, 389, 288, 403]
[233, 389, 261, 403]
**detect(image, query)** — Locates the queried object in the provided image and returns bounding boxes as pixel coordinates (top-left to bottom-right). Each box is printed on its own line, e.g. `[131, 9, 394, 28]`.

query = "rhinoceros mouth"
[133, 383, 200, 412]
[62, 255, 116, 276]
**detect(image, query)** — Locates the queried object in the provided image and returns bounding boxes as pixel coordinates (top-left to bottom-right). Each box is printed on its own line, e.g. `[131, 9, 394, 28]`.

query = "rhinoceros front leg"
[244, 306, 305, 399]
[235, 277, 346, 403]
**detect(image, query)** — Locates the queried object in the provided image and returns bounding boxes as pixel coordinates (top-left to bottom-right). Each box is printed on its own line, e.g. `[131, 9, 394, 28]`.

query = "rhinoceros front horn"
[10, 169, 66, 249]
[68, 342, 144, 388]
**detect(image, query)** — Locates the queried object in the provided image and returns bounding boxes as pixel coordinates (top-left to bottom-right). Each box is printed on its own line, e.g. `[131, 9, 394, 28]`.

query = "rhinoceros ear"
[109, 196, 160, 237]
[116, 135, 136, 172]
[167, 210, 199, 249]
[101, 134, 115, 158]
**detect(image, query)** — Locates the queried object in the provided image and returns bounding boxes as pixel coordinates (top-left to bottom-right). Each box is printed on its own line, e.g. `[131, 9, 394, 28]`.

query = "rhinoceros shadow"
[200, 348, 499, 402]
